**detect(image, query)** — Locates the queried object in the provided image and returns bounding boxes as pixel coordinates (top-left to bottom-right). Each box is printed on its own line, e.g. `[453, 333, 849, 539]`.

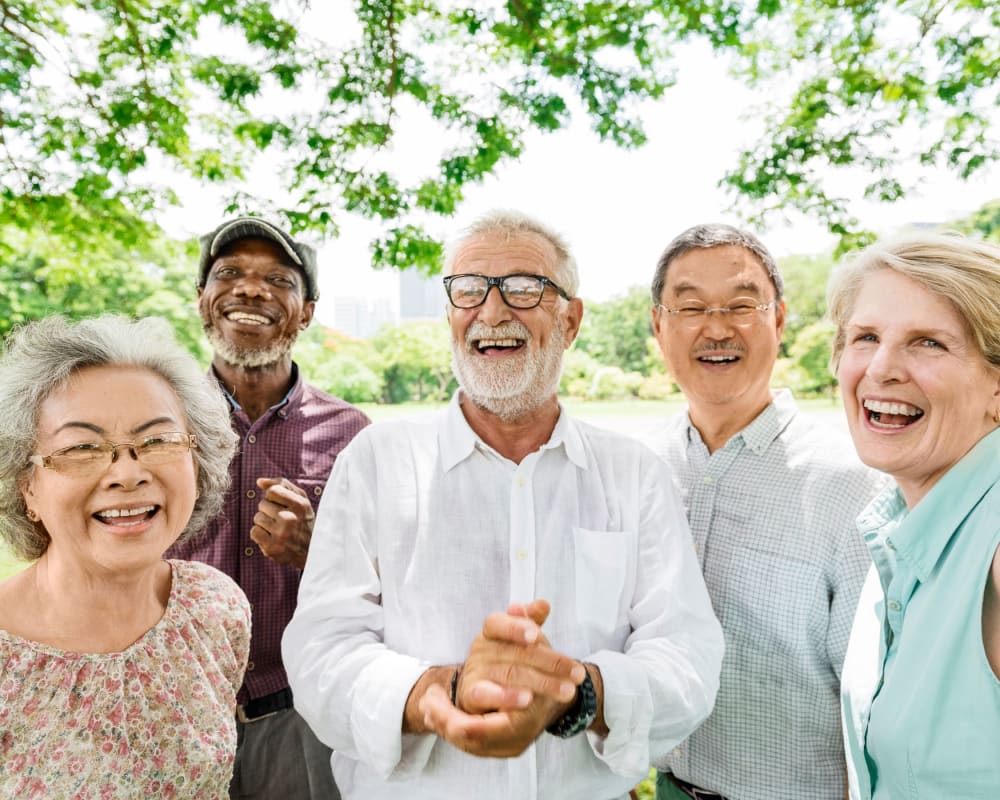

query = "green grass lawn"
[0, 396, 846, 582]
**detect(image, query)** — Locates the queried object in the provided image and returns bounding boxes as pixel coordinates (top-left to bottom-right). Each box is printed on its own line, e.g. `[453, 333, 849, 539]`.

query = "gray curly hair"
[0, 315, 238, 562]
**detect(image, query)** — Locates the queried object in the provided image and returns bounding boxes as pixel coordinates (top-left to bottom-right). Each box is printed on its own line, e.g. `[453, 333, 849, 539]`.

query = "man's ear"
[651, 304, 663, 337]
[775, 299, 787, 339]
[562, 298, 585, 348]
[300, 300, 316, 330]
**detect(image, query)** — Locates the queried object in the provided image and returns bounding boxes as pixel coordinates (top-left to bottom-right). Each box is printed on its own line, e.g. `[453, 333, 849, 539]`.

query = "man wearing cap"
[169, 217, 370, 799]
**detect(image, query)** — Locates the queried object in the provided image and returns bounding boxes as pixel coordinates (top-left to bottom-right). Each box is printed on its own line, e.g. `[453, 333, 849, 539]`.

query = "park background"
[3, 3, 1000, 795]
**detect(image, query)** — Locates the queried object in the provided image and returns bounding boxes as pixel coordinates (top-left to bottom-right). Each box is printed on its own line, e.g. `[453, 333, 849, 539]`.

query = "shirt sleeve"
[282, 433, 437, 780]
[587, 454, 724, 775]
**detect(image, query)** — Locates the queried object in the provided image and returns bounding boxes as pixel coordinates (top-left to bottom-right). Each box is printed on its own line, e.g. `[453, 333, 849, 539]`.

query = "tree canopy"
[3, 0, 998, 270]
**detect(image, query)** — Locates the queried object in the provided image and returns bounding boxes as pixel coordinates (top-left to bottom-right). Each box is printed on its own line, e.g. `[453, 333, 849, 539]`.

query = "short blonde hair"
[827, 233, 1000, 372]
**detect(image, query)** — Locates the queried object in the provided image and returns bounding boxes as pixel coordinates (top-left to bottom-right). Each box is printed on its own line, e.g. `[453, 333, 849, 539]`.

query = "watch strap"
[545, 668, 597, 738]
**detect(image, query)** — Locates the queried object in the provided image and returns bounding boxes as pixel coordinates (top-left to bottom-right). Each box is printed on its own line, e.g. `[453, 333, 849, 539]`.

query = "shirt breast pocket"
[572, 527, 636, 636]
[291, 475, 327, 512]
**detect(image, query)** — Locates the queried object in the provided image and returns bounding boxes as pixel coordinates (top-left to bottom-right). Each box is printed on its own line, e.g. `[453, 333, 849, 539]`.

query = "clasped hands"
[411, 599, 589, 758]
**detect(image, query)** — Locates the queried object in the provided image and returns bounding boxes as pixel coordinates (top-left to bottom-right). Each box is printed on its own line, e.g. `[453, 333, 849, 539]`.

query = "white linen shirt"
[283, 394, 724, 800]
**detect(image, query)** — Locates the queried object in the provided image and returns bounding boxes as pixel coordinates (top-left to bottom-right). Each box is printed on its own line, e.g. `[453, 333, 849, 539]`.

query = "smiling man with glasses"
[284, 209, 724, 800]
[647, 224, 885, 800]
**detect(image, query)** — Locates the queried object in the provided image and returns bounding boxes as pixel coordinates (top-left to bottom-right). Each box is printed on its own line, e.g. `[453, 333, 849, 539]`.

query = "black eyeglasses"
[443, 273, 571, 309]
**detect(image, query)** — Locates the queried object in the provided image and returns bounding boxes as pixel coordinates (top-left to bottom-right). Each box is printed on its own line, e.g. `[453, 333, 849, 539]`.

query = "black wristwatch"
[546, 668, 597, 738]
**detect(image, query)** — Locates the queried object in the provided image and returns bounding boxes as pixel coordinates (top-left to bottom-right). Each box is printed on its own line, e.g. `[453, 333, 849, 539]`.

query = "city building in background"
[399, 267, 445, 322]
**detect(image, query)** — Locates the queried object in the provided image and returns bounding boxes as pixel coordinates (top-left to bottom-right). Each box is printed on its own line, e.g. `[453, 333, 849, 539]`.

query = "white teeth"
[864, 399, 922, 416]
[700, 355, 738, 362]
[97, 506, 155, 519]
[477, 338, 522, 348]
[226, 311, 269, 325]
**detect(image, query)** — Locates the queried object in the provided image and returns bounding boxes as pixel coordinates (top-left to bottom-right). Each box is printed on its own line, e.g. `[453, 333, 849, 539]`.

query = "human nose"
[699, 308, 736, 337]
[232, 274, 272, 299]
[864, 341, 904, 384]
[102, 442, 150, 486]
[476, 282, 513, 325]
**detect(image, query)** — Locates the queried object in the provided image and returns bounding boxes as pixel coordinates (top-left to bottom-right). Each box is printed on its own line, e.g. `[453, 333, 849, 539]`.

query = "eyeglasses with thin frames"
[656, 300, 777, 327]
[29, 432, 198, 477]
[443, 273, 571, 309]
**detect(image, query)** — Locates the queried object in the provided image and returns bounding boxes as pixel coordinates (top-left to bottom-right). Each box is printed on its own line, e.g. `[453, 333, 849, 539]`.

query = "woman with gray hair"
[0, 315, 248, 798]
[828, 234, 1000, 798]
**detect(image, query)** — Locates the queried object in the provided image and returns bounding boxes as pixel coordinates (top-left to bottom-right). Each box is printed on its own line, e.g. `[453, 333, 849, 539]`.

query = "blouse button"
[247, 489, 256, 499]
[888, 600, 901, 612]
[244, 547, 255, 557]
[313, 486, 322, 496]
[247, 661, 255, 671]
[247, 434, 257, 444]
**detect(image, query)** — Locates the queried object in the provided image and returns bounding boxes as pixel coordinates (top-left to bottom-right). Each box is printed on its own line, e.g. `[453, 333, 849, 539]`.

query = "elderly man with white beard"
[282, 209, 724, 800]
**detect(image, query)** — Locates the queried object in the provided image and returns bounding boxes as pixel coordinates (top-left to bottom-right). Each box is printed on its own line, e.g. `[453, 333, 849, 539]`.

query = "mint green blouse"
[841, 427, 1000, 799]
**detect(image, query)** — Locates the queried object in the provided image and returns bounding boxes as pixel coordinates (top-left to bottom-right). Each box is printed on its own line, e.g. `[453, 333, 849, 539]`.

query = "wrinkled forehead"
[663, 245, 774, 298]
[447, 231, 559, 279]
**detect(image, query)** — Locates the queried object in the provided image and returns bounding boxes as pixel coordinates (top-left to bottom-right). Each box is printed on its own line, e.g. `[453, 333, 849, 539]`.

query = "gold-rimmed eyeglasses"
[656, 300, 776, 327]
[30, 432, 198, 476]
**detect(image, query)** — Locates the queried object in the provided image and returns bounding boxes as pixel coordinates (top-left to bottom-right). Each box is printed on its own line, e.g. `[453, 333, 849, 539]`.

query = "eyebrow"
[670, 279, 766, 296]
[52, 417, 181, 436]
[846, 321, 965, 343]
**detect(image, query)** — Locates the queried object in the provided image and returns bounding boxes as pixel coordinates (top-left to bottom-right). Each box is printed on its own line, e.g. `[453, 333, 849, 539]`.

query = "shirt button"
[886, 538, 896, 551]
[888, 600, 901, 612]
[313, 486, 322, 496]
[672, 748, 682, 758]
[246, 661, 255, 671]
[278, 410, 287, 418]
[244, 547, 255, 557]
[247, 434, 257, 444]
[516, 476, 526, 487]
[702, 476, 714, 485]
[246, 489, 256, 499]
[516, 549, 527, 561]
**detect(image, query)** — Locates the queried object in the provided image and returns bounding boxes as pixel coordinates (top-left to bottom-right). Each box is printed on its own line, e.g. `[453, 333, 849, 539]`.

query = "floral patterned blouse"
[0, 559, 251, 799]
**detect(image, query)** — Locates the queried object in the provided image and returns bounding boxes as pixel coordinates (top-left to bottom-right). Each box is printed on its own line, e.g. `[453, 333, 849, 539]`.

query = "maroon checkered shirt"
[169, 366, 370, 703]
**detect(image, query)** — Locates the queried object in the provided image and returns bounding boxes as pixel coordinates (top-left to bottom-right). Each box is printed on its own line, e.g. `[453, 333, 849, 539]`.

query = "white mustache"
[465, 321, 532, 348]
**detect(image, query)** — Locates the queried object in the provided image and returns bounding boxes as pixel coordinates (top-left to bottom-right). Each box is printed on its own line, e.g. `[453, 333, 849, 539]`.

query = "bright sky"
[162, 18, 999, 327]
[310, 40, 999, 324]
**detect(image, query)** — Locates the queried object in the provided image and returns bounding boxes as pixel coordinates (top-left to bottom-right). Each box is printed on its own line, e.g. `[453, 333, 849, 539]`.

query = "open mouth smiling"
[474, 337, 525, 354]
[698, 354, 740, 364]
[94, 505, 159, 527]
[864, 398, 924, 429]
[224, 309, 271, 326]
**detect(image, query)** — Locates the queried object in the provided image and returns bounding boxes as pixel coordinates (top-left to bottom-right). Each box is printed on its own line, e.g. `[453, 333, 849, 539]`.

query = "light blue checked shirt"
[649, 389, 885, 800]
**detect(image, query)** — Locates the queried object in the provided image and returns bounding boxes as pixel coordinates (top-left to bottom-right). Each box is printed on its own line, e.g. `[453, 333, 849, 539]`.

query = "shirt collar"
[212, 362, 302, 414]
[439, 391, 587, 472]
[889, 425, 1000, 581]
[685, 388, 797, 455]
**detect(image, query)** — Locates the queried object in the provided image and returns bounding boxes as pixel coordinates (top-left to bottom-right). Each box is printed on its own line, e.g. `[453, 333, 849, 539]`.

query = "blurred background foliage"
[3, 1, 1000, 402]
[3, 198, 996, 404]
